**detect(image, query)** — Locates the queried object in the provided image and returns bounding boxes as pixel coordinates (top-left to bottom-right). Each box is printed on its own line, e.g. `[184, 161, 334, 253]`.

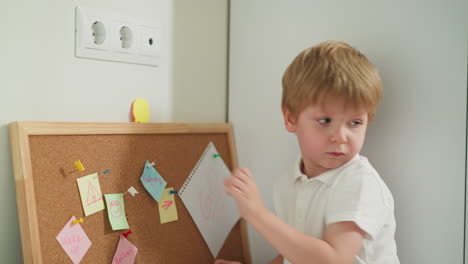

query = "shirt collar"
[292, 154, 360, 184]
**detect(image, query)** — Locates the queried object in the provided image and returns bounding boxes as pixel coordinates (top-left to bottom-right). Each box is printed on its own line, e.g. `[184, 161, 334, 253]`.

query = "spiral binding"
[179, 142, 214, 195]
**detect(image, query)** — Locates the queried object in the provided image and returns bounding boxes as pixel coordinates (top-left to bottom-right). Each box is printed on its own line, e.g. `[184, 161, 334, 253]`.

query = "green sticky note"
[105, 194, 130, 231]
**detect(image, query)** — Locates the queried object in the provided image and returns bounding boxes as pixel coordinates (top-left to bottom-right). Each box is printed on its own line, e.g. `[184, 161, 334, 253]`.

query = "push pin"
[123, 230, 132, 238]
[169, 190, 178, 195]
[99, 169, 111, 177]
[68, 160, 85, 173]
[213, 154, 221, 158]
[124, 186, 139, 197]
[73, 218, 84, 225]
[146, 161, 155, 168]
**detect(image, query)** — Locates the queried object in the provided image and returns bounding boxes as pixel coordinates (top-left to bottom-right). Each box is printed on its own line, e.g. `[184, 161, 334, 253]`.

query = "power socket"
[75, 6, 161, 66]
[91, 21, 106, 45]
[137, 26, 161, 57]
[76, 7, 110, 51]
[111, 22, 138, 54]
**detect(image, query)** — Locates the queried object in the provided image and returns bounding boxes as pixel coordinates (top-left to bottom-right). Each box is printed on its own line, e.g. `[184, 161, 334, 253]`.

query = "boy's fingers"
[234, 169, 251, 183]
[231, 177, 247, 191]
[225, 184, 242, 198]
[224, 177, 232, 187]
[239, 168, 252, 178]
[225, 176, 245, 190]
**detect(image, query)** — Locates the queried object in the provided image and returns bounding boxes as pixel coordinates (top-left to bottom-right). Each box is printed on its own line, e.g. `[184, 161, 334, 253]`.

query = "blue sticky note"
[140, 161, 167, 202]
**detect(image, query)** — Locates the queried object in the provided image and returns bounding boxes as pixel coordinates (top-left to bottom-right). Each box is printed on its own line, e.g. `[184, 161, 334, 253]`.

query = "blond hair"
[282, 41, 382, 121]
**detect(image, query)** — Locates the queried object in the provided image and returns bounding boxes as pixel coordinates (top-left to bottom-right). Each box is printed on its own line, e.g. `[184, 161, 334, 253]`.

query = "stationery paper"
[158, 187, 179, 224]
[112, 235, 138, 264]
[56, 216, 92, 264]
[76, 173, 105, 216]
[140, 160, 167, 202]
[179, 142, 240, 257]
[105, 194, 130, 230]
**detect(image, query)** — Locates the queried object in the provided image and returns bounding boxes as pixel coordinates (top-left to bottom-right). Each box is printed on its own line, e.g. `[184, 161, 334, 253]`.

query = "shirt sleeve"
[325, 168, 391, 240]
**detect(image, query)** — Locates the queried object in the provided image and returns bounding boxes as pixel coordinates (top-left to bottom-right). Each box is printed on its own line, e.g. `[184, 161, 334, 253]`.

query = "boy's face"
[283, 98, 368, 178]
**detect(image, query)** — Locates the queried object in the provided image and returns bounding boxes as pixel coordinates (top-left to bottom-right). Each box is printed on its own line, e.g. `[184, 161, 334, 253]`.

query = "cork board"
[9, 122, 251, 264]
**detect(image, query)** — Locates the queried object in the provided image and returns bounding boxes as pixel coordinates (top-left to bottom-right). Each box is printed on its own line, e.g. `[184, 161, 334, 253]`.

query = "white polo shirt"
[273, 155, 399, 264]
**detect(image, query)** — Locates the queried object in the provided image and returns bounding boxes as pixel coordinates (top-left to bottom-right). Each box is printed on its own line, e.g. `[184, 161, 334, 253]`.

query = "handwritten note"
[158, 187, 179, 224]
[105, 194, 130, 230]
[112, 235, 138, 264]
[179, 142, 240, 257]
[140, 160, 167, 202]
[76, 173, 105, 216]
[56, 216, 92, 264]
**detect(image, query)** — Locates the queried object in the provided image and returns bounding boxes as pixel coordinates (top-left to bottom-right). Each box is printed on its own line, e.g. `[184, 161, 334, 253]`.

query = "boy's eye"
[318, 118, 331, 124]
[349, 120, 362, 126]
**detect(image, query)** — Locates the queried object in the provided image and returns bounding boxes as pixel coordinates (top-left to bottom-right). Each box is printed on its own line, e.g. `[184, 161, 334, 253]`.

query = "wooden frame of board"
[9, 122, 251, 264]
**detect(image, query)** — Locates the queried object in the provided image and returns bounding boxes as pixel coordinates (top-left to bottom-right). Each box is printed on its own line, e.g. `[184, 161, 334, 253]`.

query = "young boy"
[217, 41, 399, 263]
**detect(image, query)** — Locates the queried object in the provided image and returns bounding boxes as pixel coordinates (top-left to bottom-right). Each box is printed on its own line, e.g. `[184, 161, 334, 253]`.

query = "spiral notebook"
[179, 142, 240, 258]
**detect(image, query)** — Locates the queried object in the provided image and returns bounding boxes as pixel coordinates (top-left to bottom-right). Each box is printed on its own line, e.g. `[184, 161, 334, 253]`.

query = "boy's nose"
[330, 126, 347, 144]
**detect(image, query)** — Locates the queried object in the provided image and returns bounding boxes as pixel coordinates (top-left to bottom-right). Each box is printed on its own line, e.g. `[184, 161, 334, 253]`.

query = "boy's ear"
[282, 106, 297, 133]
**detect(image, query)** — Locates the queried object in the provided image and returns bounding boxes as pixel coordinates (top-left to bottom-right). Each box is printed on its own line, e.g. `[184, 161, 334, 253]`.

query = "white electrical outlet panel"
[75, 6, 161, 66]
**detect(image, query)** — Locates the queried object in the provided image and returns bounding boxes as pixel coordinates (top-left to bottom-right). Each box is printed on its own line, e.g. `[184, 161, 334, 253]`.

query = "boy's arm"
[225, 168, 365, 264]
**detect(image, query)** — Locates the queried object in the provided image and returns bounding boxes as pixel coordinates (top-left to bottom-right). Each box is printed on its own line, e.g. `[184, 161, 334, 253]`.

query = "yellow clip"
[73, 218, 83, 225]
[74, 160, 85, 172]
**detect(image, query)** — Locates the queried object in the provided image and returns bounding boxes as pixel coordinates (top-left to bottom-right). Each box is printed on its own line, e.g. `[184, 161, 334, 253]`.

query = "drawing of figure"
[199, 165, 225, 221]
[86, 181, 103, 206]
[110, 200, 123, 218]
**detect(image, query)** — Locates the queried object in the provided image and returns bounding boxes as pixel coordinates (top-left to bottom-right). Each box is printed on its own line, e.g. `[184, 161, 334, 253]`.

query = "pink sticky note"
[56, 216, 92, 264]
[112, 235, 138, 264]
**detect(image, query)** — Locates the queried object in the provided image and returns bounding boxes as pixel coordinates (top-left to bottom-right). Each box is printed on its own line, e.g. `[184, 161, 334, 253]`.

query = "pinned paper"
[158, 187, 179, 224]
[131, 98, 150, 123]
[74, 160, 85, 172]
[126, 186, 139, 197]
[105, 194, 130, 231]
[179, 142, 240, 257]
[140, 160, 167, 202]
[77, 173, 105, 216]
[56, 216, 92, 264]
[112, 235, 138, 264]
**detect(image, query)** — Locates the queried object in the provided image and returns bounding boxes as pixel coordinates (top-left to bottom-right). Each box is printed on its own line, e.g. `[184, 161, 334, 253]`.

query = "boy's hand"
[224, 168, 266, 221]
[213, 260, 242, 264]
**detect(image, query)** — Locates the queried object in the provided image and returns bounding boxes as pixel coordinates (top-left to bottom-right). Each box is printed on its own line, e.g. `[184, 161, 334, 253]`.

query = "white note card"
[179, 142, 240, 258]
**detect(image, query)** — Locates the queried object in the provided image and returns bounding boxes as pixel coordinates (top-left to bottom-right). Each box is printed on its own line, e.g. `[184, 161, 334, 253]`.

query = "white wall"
[2, 0, 229, 261]
[1, 0, 172, 262]
[229, 1, 468, 263]
[172, 0, 228, 122]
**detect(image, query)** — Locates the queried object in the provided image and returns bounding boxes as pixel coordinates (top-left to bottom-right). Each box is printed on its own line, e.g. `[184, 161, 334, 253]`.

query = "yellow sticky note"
[132, 98, 150, 123]
[76, 173, 105, 216]
[158, 187, 178, 224]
